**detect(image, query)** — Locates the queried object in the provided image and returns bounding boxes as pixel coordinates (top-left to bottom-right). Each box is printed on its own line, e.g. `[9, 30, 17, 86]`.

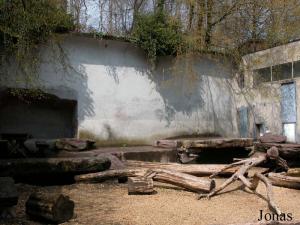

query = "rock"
[259, 133, 287, 143]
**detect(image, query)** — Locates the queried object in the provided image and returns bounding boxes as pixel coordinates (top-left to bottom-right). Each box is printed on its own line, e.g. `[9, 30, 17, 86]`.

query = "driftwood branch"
[199, 147, 287, 215]
[252, 173, 281, 215]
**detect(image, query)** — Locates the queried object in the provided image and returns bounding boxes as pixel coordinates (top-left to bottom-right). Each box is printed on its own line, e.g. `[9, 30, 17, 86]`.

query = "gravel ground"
[2, 179, 300, 225]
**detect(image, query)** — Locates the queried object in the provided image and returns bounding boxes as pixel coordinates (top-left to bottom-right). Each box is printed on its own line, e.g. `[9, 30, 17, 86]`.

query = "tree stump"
[26, 193, 74, 224]
[128, 177, 154, 195]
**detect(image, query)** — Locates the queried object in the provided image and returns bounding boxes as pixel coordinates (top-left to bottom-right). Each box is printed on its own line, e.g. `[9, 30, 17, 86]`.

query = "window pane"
[253, 67, 271, 85]
[293, 60, 300, 77]
[272, 62, 292, 81]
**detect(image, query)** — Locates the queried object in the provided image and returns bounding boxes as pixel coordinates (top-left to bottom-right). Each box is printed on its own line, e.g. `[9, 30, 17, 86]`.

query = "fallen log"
[126, 160, 238, 176]
[75, 168, 147, 183]
[26, 193, 74, 224]
[0, 156, 111, 177]
[177, 138, 253, 150]
[254, 143, 300, 159]
[128, 177, 154, 195]
[150, 169, 215, 192]
[75, 168, 215, 192]
[286, 168, 300, 177]
[268, 172, 300, 189]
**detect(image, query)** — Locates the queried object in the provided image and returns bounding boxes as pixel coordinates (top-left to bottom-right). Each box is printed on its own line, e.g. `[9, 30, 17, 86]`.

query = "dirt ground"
[2, 179, 300, 225]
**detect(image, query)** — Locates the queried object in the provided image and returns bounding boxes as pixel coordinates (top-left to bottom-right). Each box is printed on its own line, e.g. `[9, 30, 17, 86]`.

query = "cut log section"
[126, 160, 238, 176]
[0, 156, 111, 177]
[0, 177, 18, 208]
[26, 193, 74, 224]
[128, 177, 154, 195]
[268, 172, 300, 189]
[75, 168, 215, 192]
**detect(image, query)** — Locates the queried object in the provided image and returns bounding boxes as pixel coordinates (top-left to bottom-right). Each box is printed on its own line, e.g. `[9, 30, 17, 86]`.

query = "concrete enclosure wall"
[0, 35, 239, 141]
[239, 40, 300, 142]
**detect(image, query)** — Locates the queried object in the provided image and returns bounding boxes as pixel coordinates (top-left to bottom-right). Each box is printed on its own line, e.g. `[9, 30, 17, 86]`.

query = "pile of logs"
[1, 135, 300, 222]
[75, 136, 300, 216]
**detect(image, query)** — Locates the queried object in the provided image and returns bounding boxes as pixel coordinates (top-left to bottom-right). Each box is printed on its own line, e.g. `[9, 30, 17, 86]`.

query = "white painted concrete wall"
[0, 34, 239, 141]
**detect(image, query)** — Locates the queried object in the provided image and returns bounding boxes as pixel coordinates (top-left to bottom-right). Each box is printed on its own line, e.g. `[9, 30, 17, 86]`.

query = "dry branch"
[198, 147, 287, 215]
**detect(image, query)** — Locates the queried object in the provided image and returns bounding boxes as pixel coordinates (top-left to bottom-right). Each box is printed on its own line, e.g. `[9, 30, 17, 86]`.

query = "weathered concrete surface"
[236, 40, 300, 142]
[0, 34, 238, 140]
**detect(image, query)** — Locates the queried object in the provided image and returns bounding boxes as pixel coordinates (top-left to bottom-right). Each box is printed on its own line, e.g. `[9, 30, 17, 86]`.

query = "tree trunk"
[205, 0, 213, 47]
[268, 172, 300, 189]
[26, 193, 74, 223]
[126, 160, 239, 176]
[0, 156, 111, 177]
[197, 0, 205, 43]
[128, 177, 154, 194]
[75, 168, 214, 192]
[188, 2, 195, 31]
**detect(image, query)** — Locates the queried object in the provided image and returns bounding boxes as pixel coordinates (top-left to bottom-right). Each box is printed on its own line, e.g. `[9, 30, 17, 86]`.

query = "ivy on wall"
[0, 0, 74, 77]
[132, 11, 183, 66]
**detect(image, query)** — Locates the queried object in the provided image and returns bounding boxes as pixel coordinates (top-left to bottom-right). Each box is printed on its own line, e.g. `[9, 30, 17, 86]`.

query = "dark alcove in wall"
[0, 89, 77, 139]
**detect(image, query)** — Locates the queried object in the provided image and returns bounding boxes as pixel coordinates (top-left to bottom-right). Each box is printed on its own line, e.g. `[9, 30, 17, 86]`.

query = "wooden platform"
[156, 138, 253, 151]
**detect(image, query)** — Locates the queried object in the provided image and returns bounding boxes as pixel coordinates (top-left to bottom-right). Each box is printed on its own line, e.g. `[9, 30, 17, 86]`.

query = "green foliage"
[0, 0, 74, 76]
[133, 11, 183, 66]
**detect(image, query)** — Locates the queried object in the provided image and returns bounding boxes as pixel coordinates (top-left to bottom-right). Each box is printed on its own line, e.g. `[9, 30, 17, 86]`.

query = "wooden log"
[254, 143, 300, 158]
[75, 168, 147, 183]
[26, 193, 74, 224]
[155, 139, 178, 148]
[151, 169, 215, 192]
[177, 138, 253, 151]
[286, 168, 300, 177]
[128, 177, 154, 194]
[0, 156, 111, 177]
[126, 160, 238, 176]
[0, 177, 18, 207]
[268, 172, 300, 189]
[75, 168, 215, 192]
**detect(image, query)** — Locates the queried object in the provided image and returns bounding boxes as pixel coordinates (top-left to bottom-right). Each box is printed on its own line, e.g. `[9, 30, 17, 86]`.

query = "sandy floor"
[2, 179, 300, 225]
